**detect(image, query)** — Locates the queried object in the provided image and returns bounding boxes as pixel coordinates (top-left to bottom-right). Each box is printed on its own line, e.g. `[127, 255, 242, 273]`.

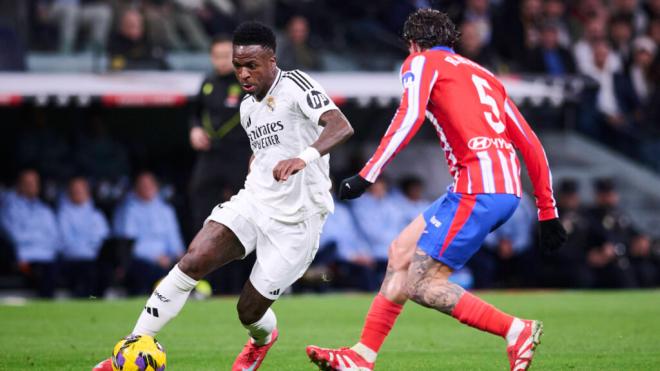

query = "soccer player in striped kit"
[307, 9, 567, 371]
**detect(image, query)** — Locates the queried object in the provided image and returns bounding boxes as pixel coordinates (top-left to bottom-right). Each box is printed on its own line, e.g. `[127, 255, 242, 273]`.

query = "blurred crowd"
[0, 169, 184, 298]
[0, 0, 658, 167]
[1, 166, 658, 299]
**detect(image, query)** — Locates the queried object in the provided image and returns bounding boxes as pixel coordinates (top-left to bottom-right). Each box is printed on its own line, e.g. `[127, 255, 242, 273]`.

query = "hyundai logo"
[468, 136, 493, 150]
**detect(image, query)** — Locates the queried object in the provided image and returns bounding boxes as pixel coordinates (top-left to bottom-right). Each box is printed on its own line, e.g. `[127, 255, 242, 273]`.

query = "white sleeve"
[287, 70, 338, 125]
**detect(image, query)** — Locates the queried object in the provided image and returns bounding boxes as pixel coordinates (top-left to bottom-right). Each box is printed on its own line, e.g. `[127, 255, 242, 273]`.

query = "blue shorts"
[418, 191, 519, 270]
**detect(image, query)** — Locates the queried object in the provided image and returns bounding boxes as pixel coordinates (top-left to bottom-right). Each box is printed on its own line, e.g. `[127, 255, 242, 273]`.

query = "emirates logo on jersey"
[468, 136, 493, 150]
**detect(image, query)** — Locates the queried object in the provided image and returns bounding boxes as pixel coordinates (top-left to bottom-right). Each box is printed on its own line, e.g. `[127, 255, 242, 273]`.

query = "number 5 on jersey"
[471, 74, 505, 134]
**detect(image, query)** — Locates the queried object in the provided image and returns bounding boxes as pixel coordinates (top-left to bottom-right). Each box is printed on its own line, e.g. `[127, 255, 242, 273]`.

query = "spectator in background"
[611, 0, 648, 33]
[524, 20, 576, 75]
[609, 13, 635, 68]
[0, 170, 60, 298]
[469, 193, 536, 288]
[189, 35, 249, 230]
[542, 179, 592, 287]
[583, 39, 630, 148]
[351, 177, 402, 284]
[614, 36, 657, 128]
[568, 0, 609, 37]
[584, 178, 638, 288]
[574, 16, 608, 74]
[143, 0, 210, 51]
[494, 0, 544, 67]
[108, 8, 167, 70]
[114, 172, 184, 295]
[456, 20, 498, 70]
[543, 0, 572, 47]
[58, 176, 109, 297]
[320, 200, 376, 291]
[458, 0, 494, 46]
[36, 0, 112, 53]
[277, 15, 321, 71]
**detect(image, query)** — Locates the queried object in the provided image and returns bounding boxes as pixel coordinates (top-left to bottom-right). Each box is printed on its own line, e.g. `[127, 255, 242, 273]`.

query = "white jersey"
[239, 69, 338, 223]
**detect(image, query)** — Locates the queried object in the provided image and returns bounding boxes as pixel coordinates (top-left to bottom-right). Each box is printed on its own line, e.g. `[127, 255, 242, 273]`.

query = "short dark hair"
[402, 9, 460, 49]
[233, 21, 276, 52]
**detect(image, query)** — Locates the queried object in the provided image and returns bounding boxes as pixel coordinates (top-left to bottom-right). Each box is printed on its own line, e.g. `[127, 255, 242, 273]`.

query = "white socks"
[132, 264, 277, 348]
[244, 308, 277, 346]
[133, 264, 198, 336]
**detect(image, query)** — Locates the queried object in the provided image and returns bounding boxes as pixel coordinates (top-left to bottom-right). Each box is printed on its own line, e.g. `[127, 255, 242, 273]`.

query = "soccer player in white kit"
[93, 21, 354, 371]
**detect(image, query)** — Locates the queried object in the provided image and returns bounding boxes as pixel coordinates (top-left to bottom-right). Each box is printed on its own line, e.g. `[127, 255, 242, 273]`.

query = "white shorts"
[205, 190, 326, 300]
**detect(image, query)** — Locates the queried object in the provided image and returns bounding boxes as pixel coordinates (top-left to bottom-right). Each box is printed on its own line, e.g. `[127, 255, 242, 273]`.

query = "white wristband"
[297, 147, 321, 165]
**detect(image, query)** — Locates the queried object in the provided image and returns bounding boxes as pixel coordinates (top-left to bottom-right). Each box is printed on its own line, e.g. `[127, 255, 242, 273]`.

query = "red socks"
[451, 291, 514, 338]
[358, 291, 514, 353]
[359, 294, 403, 352]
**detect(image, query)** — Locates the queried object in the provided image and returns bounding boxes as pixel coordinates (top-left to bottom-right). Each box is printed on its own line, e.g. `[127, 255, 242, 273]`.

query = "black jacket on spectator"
[613, 71, 643, 125]
[188, 72, 250, 231]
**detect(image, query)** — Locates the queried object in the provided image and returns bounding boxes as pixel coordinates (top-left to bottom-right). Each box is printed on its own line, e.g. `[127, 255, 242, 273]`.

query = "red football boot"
[506, 320, 543, 371]
[306, 345, 375, 371]
[231, 329, 279, 371]
[91, 358, 113, 371]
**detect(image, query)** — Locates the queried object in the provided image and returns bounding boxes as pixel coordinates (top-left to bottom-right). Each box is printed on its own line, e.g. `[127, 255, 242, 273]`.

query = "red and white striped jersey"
[359, 47, 558, 221]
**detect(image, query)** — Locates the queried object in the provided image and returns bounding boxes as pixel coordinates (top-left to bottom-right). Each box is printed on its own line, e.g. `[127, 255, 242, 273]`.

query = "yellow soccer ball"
[111, 334, 166, 371]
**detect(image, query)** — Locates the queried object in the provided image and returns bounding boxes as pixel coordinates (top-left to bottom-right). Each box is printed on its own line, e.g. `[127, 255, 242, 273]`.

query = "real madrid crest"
[266, 96, 276, 111]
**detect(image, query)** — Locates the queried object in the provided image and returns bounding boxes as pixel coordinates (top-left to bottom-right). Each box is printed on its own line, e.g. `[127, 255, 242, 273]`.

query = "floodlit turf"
[1, 291, 659, 370]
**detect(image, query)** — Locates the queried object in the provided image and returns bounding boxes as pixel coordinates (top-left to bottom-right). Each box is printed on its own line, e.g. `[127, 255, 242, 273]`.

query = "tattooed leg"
[406, 248, 464, 314]
[405, 248, 519, 343]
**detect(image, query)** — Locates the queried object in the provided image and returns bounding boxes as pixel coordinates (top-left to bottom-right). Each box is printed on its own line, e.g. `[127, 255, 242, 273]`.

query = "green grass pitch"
[1, 291, 659, 370]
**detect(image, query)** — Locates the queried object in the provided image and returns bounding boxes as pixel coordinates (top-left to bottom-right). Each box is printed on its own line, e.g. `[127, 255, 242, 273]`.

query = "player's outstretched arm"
[504, 99, 567, 251]
[272, 109, 353, 182]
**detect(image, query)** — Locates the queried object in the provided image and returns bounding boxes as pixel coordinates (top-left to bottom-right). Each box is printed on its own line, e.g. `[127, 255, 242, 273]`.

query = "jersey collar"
[264, 68, 283, 98]
[430, 45, 455, 53]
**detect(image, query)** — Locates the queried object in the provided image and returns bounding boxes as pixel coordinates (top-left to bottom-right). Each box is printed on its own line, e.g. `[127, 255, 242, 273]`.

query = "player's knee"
[176, 245, 208, 280]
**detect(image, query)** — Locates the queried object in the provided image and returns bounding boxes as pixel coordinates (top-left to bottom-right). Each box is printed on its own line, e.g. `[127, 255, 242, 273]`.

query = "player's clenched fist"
[538, 218, 567, 252]
[272, 158, 306, 182]
[338, 174, 372, 200]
